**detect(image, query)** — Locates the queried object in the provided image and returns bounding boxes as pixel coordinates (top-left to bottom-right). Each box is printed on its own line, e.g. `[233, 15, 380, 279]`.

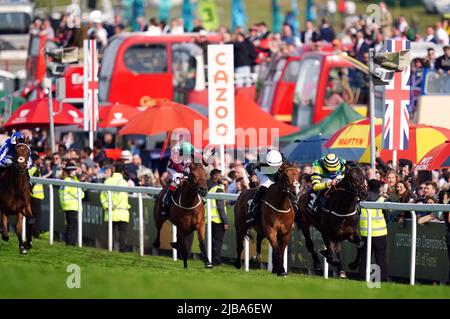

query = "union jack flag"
[83, 39, 99, 132]
[382, 39, 410, 151]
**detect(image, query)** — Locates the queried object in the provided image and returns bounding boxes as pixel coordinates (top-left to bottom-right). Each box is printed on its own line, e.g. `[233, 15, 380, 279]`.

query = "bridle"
[171, 165, 206, 210]
[13, 143, 30, 174]
[262, 166, 300, 214]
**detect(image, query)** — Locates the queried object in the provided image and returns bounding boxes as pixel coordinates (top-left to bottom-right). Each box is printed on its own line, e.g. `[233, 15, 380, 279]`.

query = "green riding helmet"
[180, 142, 195, 156]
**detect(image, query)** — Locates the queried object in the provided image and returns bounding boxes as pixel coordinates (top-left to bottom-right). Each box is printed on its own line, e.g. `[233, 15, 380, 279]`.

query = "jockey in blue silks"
[0, 132, 32, 169]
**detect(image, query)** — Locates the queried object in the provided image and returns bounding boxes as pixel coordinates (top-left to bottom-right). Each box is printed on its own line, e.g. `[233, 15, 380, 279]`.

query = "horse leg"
[197, 222, 213, 268]
[233, 223, 245, 270]
[300, 221, 321, 271]
[16, 213, 27, 254]
[1, 213, 9, 241]
[278, 232, 290, 277]
[179, 231, 189, 269]
[266, 231, 281, 276]
[152, 201, 166, 249]
[320, 235, 339, 267]
[24, 206, 34, 250]
[348, 231, 364, 270]
[251, 232, 264, 262]
[332, 242, 347, 278]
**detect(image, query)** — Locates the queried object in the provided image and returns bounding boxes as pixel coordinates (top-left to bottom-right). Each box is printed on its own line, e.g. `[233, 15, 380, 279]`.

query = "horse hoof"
[339, 271, 347, 279]
[19, 247, 27, 254]
[2, 235, 9, 242]
[170, 242, 179, 249]
[348, 261, 359, 270]
[233, 260, 241, 269]
[24, 242, 32, 250]
[205, 262, 213, 269]
[277, 272, 288, 277]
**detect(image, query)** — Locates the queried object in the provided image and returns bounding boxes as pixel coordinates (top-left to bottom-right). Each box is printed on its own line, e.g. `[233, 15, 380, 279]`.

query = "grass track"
[0, 239, 449, 298]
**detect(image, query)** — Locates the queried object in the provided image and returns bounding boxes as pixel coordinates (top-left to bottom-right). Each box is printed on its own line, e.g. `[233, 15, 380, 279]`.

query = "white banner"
[83, 39, 99, 132]
[207, 44, 235, 145]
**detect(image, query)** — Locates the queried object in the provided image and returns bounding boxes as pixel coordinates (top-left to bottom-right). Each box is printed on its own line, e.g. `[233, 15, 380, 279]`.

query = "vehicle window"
[124, 44, 168, 74]
[324, 66, 368, 108]
[294, 58, 320, 107]
[172, 49, 196, 90]
[99, 37, 124, 102]
[29, 36, 40, 57]
[424, 70, 450, 95]
[0, 13, 30, 34]
[282, 60, 301, 83]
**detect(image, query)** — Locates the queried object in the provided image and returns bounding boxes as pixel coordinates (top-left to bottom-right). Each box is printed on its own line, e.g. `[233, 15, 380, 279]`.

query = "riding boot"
[162, 189, 174, 216]
[246, 187, 267, 227]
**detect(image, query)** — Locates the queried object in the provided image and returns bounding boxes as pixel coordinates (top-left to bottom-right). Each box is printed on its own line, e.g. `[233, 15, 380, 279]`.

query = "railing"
[31, 177, 450, 285]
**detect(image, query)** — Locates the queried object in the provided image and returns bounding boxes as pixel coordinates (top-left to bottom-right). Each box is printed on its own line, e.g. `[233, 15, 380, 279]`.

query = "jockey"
[162, 141, 202, 215]
[308, 153, 346, 213]
[245, 149, 284, 227]
[0, 131, 32, 169]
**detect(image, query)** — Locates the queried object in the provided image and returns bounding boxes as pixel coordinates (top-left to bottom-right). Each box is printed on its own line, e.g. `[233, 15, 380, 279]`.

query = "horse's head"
[14, 138, 31, 173]
[188, 162, 208, 197]
[341, 165, 368, 201]
[278, 163, 301, 202]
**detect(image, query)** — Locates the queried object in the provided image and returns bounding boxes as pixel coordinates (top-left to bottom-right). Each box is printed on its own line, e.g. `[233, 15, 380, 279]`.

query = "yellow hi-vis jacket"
[28, 166, 45, 200]
[359, 197, 387, 237]
[206, 184, 227, 224]
[100, 173, 130, 223]
[59, 176, 85, 212]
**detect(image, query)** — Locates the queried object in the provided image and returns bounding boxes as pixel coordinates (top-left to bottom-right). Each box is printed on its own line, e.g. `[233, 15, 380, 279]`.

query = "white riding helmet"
[266, 150, 283, 167]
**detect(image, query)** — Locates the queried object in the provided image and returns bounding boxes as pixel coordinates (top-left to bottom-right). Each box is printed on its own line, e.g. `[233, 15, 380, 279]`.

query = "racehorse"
[153, 162, 212, 269]
[0, 141, 32, 254]
[233, 163, 300, 276]
[296, 165, 368, 278]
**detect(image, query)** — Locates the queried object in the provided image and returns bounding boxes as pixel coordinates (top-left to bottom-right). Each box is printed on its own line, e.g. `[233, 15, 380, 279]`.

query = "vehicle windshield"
[123, 43, 168, 74]
[99, 37, 124, 102]
[172, 49, 196, 90]
[424, 70, 450, 95]
[0, 12, 30, 34]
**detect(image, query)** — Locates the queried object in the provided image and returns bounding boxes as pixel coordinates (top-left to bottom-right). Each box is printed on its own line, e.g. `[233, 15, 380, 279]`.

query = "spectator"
[40, 18, 55, 40]
[424, 26, 438, 44]
[147, 17, 162, 35]
[382, 170, 399, 198]
[80, 147, 95, 168]
[30, 17, 42, 35]
[59, 162, 84, 246]
[27, 152, 45, 244]
[233, 32, 257, 86]
[136, 16, 148, 32]
[51, 152, 62, 179]
[192, 18, 205, 32]
[435, 45, 450, 74]
[379, 2, 393, 38]
[353, 31, 369, 63]
[100, 162, 131, 252]
[319, 18, 335, 43]
[206, 169, 228, 266]
[358, 179, 388, 282]
[436, 22, 450, 45]
[281, 23, 297, 46]
[301, 20, 319, 44]
[423, 47, 437, 69]
[87, 19, 108, 50]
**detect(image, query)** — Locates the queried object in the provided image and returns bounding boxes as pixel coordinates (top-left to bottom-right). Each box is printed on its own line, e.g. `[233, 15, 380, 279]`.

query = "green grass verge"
[0, 238, 449, 298]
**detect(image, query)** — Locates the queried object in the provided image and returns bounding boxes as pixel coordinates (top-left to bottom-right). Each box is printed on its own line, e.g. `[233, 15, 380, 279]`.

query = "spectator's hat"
[64, 162, 77, 171]
[137, 167, 152, 179]
[103, 164, 113, 171]
[120, 150, 132, 164]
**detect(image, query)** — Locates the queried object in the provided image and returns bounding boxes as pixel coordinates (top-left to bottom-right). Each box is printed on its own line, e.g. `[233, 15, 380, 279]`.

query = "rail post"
[410, 211, 417, 286]
[138, 193, 144, 257]
[77, 188, 82, 248]
[244, 235, 249, 272]
[108, 191, 113, 252]
[49, 184, 54, 245]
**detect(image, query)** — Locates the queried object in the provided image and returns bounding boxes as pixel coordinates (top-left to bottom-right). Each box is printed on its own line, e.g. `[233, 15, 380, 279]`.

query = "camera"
[372, 67, 394, 83]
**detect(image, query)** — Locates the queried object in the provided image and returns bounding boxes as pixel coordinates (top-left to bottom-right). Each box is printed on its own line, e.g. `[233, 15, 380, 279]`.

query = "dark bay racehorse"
[233, 163, 300, 276]
[296, 166, 368, 278]
[153, 162, 212, 269]
[0, 141, 32, 254]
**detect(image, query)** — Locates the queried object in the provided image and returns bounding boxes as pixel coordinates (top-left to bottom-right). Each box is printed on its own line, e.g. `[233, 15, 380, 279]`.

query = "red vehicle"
[98, 33, 221, 106]
[259, 44, 372, 128]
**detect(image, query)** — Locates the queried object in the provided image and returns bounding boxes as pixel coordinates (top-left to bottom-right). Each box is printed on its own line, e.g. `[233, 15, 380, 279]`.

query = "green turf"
[0, 238, 449, 298]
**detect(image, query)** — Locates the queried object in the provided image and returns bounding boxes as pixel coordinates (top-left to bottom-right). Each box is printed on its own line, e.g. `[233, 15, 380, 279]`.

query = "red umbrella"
[119, 101, 208, 147]
[416, 141, 450, 171]
[4, 98, 83, 130]
[98, 103, 143, 128]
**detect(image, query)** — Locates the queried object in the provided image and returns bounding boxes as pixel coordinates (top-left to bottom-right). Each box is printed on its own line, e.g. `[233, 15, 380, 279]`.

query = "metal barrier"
[31, 177, 450, 285]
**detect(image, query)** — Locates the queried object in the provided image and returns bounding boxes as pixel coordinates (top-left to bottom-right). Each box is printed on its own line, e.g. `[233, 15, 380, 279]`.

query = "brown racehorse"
[0, 141, 32, 254]
[233, 163, 300, 276]
[296, 166, 368, 278]
[153, 162, 213, 269]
